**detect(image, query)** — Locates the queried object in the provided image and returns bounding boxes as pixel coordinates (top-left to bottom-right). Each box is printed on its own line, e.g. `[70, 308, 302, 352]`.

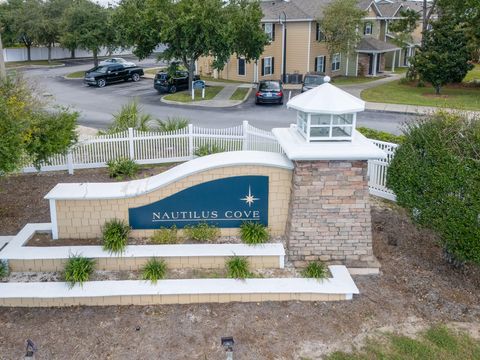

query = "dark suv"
[301, 73, 326, 92]
[255, 80, 283, 105]
[154, 70, 200, 93]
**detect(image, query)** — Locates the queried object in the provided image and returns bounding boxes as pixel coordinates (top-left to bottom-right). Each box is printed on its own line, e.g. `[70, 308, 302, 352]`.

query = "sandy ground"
[0, 171, 479, 359]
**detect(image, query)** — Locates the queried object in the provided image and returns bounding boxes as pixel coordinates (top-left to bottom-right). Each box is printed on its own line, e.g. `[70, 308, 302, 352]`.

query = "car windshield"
[157, 73, 168, 80]
[304, 76, 323, 85]
[259, 81, 281, 91]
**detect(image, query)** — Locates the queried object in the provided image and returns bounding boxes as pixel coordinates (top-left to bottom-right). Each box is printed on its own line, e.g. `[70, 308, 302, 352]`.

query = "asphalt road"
[22, 58, 414, 134]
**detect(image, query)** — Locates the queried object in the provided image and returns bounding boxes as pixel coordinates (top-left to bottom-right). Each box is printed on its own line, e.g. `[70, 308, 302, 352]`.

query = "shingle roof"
[356, 37, 400, 52]
[260, 0, 313, 21]
[376, 2, 403, 17]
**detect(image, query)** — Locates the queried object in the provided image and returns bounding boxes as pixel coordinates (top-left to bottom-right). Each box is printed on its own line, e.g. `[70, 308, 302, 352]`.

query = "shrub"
[108, 99, 152, 132]
[226, 256, 251, 279]
[156, 117, 189, 132]
[357, 127, 404, 144]
[64, 255, 95, 288]
[102, 219, 130, 254]
[151, 226, 179, 244]
[387, 111, 480, 265]
[0, 260, 8, 278]
[141, 258, 167, 283]
[301, 260, 328, 279]
[184, 222, 220, 242]
[194, 143, 225, 157]
[240, 222, 269, 245]
[107, 157, 139, 179]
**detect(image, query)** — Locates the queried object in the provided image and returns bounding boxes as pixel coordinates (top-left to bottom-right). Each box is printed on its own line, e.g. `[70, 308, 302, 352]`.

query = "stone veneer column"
[286, 160, 378, 268]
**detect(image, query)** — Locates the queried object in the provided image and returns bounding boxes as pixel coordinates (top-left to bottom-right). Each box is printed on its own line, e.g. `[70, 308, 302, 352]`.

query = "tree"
[318, 0, 365, 63]
[388, 8, 421, 48]
[0, 76, 78, 174]
[387, 111, 480, 265]
[37, 0, 71, 63]
[61, 0, 110, 67]
[411, 18, 473, 94]
[3, 0, 43, 61]
[114, 0, 268, 91]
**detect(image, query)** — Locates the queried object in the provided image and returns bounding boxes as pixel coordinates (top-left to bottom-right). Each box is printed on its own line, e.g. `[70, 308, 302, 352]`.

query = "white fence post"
[242, 120, 249, 151]
[128, 128, 135, 160]
[188, 124, 194, 158]
[67, 150, 74, 175]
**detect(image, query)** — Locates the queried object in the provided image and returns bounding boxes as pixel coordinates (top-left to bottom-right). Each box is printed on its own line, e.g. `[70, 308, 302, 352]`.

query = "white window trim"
[332, 53, 341, 72]
[263, 56, 273, 76]
[315, 55, 326, 73]
[237, 57, 246, 77]
[264, 23, 274, 42]
[364, 22, 373, 35]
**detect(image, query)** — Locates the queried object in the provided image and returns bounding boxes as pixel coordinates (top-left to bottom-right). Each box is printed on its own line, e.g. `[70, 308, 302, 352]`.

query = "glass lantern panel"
[310, 127, 330, 137]
[332, 126, 353, 137]
[297, 112, 307, 133]
[310, 114, 331, 125]
[332, 113, 354, 125]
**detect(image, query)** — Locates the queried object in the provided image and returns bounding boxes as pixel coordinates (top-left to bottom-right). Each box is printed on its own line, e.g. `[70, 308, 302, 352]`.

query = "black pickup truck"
[84, 64, 144, 87]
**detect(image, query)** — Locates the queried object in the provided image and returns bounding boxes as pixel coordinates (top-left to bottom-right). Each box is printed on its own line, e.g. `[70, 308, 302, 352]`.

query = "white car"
[99, 57, 136, 67]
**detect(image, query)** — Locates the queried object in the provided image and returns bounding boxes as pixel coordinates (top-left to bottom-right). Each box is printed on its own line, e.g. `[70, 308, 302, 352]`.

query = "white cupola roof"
[287, 77, 365, 114]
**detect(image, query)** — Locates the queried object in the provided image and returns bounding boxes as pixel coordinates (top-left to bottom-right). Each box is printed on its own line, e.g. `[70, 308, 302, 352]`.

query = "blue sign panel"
[193, 80, 206, 89]
[128, 176, 269, 229]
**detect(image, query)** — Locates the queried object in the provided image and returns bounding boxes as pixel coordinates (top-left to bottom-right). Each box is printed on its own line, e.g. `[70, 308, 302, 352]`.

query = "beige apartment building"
[197, 0, 423, 83]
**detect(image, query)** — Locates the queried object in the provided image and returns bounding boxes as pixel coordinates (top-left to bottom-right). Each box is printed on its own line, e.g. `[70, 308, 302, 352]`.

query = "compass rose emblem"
[240, 186, 259, 207]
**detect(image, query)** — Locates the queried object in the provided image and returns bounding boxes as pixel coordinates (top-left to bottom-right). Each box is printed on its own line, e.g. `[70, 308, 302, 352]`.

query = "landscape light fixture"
[221, 336, 234, 360]
[25, 339, 37, 358]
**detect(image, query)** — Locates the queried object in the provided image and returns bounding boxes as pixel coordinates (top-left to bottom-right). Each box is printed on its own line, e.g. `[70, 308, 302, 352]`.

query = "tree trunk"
[185, 57, 196, 92]
[93, 49, 98, 67]
[27, 45, 31, 62]
[0, 31, 6, 79]
[435, 85, 440, 95]
[71, 49, 75, 59]
[47, 44, 52, 63]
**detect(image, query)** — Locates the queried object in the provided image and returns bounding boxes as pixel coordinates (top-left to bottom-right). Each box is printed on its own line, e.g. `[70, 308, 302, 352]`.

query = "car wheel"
[255, 99, 260, 105]
[96, 79, 106, 88]
[169, 85, 177, 93]
[279, 100, 284, 105]
[131, 73, 140, 82]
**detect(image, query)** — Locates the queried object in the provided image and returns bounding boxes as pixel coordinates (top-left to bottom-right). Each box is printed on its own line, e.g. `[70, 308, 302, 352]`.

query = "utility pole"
[0, 29, 6, 78]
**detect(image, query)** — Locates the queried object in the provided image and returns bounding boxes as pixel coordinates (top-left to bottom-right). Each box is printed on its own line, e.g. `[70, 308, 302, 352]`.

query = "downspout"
[307, 21, 311, 72]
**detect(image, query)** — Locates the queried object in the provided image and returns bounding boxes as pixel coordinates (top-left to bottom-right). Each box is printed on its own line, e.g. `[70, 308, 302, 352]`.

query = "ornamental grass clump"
[107, 157, 139, 179]
[194, 143, 225, 157]
[141, 258, 168, 284]
[151, 226, 179, 244]
[0, 260, 8, 278]
[226, 256, 251, 279]
[64, 255, 95, 288]
[184, 222, 219, 242]
[240, 222, 269, 245]
[102, 219, 130, 254]
[301, 260, 328, 280]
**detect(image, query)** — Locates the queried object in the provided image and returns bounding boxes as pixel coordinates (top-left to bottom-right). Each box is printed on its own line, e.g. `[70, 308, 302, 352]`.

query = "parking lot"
[22, 60, 411, 133]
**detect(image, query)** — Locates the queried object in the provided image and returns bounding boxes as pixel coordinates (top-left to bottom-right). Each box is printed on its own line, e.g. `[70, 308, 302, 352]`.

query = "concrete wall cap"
[272, 127, 387, 161]
[44, 151, 293, 200]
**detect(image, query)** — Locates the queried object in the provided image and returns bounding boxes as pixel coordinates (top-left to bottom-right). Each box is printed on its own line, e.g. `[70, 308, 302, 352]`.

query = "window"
[314, 56, 326, 73]
[300, 113, 355, 141]
[261, 57, 274, 76]
[364, 22, 373, 35]
[315, 23, 325, 41]
[238, 58, 246, 76]
[263, 23, 275, 41]
[331, 53, 341, 71]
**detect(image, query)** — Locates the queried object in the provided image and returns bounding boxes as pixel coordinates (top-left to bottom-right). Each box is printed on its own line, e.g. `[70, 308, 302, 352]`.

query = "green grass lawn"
[200, 75, 249, 84]
[229, 87, 249, 101]
[332, 76, 382, 85]
[361, 80, 480, 110]
[65, 70, 86, 79]
[163, 86, 224, 102]
[6, 60, 63, 68]
[464, 63, 480, 83]
[326, 325, 480, 360]
[384, 66, 409, 74]
[144, 67, 165, 76]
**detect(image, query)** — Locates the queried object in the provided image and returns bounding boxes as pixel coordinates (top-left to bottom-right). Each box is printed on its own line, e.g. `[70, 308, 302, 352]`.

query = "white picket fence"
[23, 121, 397, 201]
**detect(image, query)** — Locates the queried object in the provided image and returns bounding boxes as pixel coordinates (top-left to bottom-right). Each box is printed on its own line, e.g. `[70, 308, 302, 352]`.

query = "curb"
[7, 63, 66, 70]
[160, 86, 252, 108]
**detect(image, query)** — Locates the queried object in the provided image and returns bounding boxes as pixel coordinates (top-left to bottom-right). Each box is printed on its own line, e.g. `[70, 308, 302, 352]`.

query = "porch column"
[372, 54, 377, 76]
[392, 51, 396, 72]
